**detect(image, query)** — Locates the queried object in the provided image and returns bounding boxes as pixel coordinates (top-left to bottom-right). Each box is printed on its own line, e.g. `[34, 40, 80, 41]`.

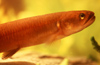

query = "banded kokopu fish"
[0, 11, 95, 59]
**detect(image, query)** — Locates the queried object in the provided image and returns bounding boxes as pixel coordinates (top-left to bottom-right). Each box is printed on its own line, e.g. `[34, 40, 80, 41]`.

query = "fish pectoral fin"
[2, 47, 20, 60]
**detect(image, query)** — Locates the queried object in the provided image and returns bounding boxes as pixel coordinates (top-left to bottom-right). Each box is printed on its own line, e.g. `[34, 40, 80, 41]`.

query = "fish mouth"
[84, 13, 95, 27]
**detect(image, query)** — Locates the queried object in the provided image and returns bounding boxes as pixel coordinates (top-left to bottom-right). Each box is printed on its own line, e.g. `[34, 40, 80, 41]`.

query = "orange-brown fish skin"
[0, 12, 62, 52]
[0, 11, 95, 59]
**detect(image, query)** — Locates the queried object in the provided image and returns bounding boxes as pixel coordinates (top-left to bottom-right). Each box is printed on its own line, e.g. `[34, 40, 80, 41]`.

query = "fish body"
[0, 11, 95, 59]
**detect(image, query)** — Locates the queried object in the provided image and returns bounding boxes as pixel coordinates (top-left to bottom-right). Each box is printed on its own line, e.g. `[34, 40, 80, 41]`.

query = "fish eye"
[79, 13, 85, 20]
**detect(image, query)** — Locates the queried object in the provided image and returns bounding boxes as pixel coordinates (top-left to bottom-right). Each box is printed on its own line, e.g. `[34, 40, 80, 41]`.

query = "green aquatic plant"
[91, 36, 100, 52]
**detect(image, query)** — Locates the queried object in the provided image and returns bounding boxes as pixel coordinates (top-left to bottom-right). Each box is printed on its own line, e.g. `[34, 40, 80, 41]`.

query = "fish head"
[60, 11, 95, 36]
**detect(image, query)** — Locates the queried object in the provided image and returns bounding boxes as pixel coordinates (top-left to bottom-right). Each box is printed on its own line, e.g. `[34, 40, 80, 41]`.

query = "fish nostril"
[91, 12, 94, 16]
[89, 12, 94, 19]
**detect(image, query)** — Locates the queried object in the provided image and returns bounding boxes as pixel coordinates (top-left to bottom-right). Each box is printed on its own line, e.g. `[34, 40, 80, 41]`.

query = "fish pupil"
[79, 13, 85, 20]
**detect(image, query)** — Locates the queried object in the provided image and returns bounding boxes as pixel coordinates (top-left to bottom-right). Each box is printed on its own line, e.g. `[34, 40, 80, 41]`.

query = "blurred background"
[0, 0, 100, 62]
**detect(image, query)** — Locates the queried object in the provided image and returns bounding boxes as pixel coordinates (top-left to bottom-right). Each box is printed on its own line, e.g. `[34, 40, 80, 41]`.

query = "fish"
[0, 10, 95, 59]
